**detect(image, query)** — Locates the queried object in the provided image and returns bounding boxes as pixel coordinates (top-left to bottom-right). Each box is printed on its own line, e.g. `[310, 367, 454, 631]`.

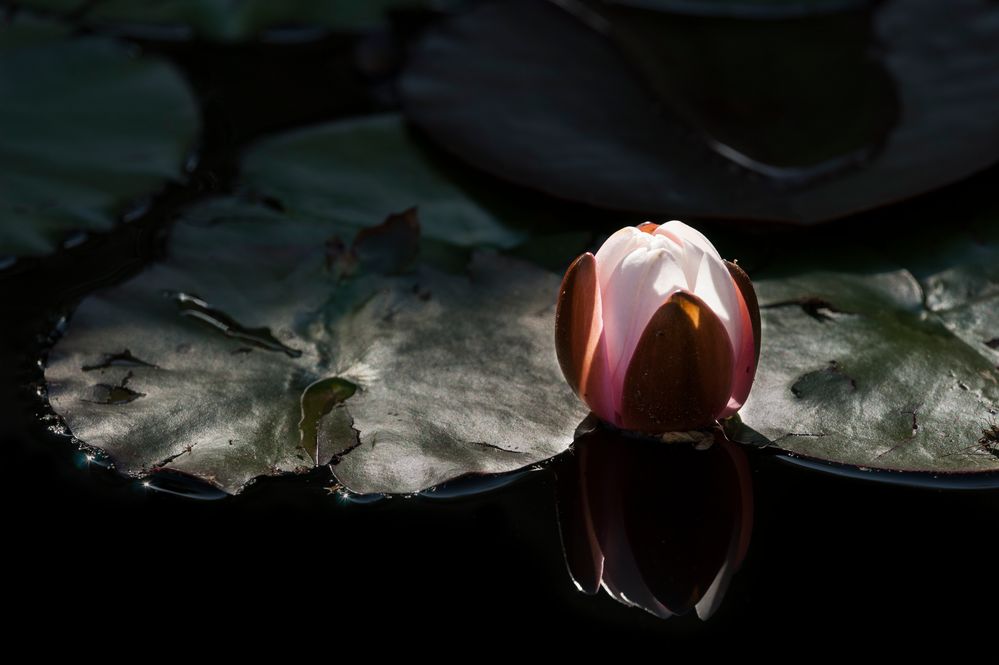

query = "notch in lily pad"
[326, 206, 421, 277]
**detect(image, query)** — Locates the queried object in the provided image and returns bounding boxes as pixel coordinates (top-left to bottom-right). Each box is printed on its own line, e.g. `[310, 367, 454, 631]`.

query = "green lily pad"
[328, 250, 585, 493]
[0, 18, 198, 259]
[44, 116, 584, 495]
[16, 0, 455, 40]
[898, 217, 999, 378]
[400, 0, 999, 223]
[728, 234, 999, 473]
[239, 114, 529, 250]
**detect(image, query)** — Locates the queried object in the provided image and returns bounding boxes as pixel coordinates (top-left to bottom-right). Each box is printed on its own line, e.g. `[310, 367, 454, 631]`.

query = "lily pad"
[44, 117, 585, 494]
[399, 0, 999, 223]
[897, 216, 999, 373]
[0, 18, 198, 258]
[328, 250, 585, 493]
[605, 0, 870, 18]
[16, 0, 456, 40]
[240, 114, 528, 250]
[606, 5, 899, 178]
[728, 234, 999, 473]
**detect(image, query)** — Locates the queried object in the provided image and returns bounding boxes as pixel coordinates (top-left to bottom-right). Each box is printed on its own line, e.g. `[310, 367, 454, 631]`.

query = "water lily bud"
[555, 221, 761, 434]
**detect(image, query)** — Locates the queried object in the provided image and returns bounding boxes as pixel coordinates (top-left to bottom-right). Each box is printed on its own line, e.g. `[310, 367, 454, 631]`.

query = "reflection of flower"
[555, 421, 753, 620]
[556, 221, 760, 434]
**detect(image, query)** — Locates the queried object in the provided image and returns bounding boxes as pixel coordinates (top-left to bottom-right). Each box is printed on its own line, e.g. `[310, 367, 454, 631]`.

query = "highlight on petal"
[593, 226, 647, 294]
[691, 250, 743, 368]
[654, 220, 720, 309]
[555, 252, 602, 398]
[726, 260, 761, 365]
[655, 219, 723, 262]
[619, 291, 734, 433]
[556, 253, 615, 422]
[600, 240, 688, 416]
[581, 328, 615, 426]
[720, 260, 761, 418]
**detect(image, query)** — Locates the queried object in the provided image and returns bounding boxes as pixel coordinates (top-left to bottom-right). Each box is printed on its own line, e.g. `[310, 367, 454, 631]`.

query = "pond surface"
[2, 0, 998, 641]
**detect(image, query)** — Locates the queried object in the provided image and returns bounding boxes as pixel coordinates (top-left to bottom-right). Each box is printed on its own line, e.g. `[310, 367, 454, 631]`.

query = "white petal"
[593, 226, 645, 294]
[692, 252, 742, 360]
[679, 240, 706, 293]
[656, 220, 723, 262]
[601, 245, 687, 409]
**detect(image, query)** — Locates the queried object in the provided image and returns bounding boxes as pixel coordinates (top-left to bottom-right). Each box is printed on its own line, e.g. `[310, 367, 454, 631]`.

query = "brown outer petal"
[619, 292, 734, 433]
[636, 222, 659, 234]
[725, 260, 761, 365]
[555, 252, 600, 397]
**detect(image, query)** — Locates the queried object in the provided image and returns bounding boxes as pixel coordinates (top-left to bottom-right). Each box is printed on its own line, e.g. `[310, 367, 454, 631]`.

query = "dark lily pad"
[240, 114, 529, 250]
[15, 0, 455, 40]
[605, 0, 870, 18]
[400, 0, 999, 223]
[606, 5, 899, 178]
[727, 231, 999, 473]
[0, 18, 199, 258]
[45, 116, 585, 494]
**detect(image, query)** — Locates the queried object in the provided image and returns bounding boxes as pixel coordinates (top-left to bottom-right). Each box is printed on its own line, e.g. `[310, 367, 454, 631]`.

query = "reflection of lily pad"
[17, 0, 454, 40]
[400, 0, 999, 223]
[240, 115, 528, 249]
[0, 18, 198, 258]
[728, 229, 999, 474]
[45, 126, 583, 494]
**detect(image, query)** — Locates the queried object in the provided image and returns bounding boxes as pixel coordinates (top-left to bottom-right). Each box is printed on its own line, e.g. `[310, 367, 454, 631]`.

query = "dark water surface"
[4, 400, 999, 641]
[2, 4, 998, 644]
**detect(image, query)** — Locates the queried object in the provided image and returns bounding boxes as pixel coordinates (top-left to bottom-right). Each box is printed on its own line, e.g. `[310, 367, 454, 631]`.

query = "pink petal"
[719, 264, 760, 418]
[554, 253, 623, 425]
[656, 220, 723, 262]
[691, 251, 742, 371]
[593, 226, 645, 294]
[600, 242, 687, 416]
[591, 220, 749, 426]
[656, 220, 728, 326]
[582, 329, 616, 425]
